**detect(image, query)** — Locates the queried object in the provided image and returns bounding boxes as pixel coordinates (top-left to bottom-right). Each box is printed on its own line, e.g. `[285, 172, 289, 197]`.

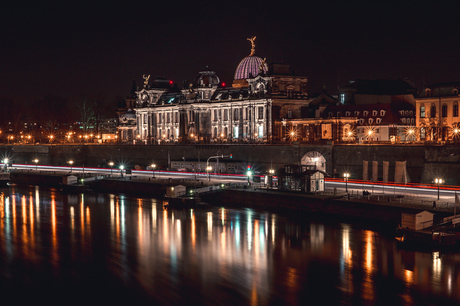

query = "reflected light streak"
[70, 206, 75, 231]
[35, 186, 40, 223]
[85, 206, 90, 228]
[152, 205, 157, 233]
[51, 196, 58, 263]
[207, 212, 212, 241]
[221, 208, 225, 226]
[433, 252, 442, 282]
[12, 195, 16, 238]
[163, 209, 169, 252]
[365, 231, 373, 272]
[191, 210, 196, 248]
[254, 220, 259, 259]
[235, 217, 240, 247]
[22, 196, 29, 257]
[363, 230, 375, 302]
[247, 212, 253, 251]
[271, 217, 275, 245]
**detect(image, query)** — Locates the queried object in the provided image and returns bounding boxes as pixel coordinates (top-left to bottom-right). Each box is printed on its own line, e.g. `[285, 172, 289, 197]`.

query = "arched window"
[420, 104, 426, 118]
[430, 104, 436, 118]
[380, 110, 386, 116]
[376, 118, 382, 124]
[287, 108, 292, 119]
[372, 110, 378, 116]
[363, 111, 368, 117]
[454, 101, 459, 117]
[442, 104, 448, 117]
[368, 118, 373, 124]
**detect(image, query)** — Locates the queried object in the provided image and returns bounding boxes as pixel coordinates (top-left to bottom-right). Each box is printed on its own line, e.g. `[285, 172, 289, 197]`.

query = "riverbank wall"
[1, 143, 460, 184]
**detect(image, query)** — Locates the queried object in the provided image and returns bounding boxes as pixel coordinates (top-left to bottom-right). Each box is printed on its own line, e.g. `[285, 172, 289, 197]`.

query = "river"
[0, 184, 458, 305]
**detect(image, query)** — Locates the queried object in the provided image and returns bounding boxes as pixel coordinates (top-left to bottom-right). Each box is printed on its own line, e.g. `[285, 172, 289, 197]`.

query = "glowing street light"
[34, 158, 39, 170]
[68, 160, 74, 173]
[3, 158, 9, 171]
[344, 173, 350, 192]
[435, 178, 443, 200]
[120, 165, 124, 178]
[151, 163, 156, 178]
[206, 165, 212, 181]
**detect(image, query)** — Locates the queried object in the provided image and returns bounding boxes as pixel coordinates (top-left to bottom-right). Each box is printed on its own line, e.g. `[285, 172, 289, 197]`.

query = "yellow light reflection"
[207, 212, 212, 241]
[191, 210, 196, 249]
[51, 196, 58, 263]
[152, 205, 157, 233]
[70, 206, 75, 231]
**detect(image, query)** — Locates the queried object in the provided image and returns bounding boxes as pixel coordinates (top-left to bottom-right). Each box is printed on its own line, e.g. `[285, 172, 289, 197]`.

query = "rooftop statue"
[259, 58, 266, 74]
[143, 74, 150, 87]
[247, 36, 256, 56]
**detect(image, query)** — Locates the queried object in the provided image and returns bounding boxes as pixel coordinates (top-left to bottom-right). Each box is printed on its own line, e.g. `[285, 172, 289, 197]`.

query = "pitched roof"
[342, 79, 417, 95]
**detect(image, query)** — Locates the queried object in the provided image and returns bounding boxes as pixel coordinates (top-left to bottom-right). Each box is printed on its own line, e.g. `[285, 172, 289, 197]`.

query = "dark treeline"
[0, 93, 120, 142]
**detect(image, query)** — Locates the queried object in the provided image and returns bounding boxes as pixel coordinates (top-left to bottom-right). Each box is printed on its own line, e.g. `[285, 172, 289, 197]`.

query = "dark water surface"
[0, 185, 459, 305]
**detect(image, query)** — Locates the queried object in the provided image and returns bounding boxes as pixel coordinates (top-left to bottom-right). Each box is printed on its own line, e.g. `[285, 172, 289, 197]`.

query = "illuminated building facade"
[416, 82, 460, 142]
[127, 38, 310, 144]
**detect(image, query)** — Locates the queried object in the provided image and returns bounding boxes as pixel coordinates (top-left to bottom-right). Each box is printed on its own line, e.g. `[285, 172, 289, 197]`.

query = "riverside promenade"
[6, 170, 458, 227]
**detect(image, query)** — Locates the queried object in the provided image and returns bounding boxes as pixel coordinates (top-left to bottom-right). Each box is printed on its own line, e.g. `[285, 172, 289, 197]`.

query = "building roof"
[234, 56, 268, 80]
[418, 81, 460, 98]
[192, 69, 220, 87]
[342, 79, 417, 95]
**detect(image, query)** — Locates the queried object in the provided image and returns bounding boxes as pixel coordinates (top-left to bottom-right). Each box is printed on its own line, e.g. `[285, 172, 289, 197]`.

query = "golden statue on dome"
[247, 36, 256, 56]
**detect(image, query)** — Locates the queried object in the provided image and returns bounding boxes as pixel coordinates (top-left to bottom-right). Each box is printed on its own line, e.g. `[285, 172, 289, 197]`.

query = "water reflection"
[0, 185, 459, 304]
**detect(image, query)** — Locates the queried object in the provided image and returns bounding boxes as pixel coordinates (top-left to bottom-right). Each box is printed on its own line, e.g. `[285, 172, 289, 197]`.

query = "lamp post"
[4, 158, 8, 171]
[109, 161, 114, 176]
[344, 173, 350, 192]
[120, 165, 124, 178]
[435, 178, 443, 200]
[151, 163, 156, 178]
[34, 159, 39, 170]
[269, 169, 275, 189]
[206, 166, 212, 181]
[68, 160, 74, 173]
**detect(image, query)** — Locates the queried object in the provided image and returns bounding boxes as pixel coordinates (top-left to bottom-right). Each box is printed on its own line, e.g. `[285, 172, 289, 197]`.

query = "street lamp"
[435, 178, 443, 200]
[109, 161, 114, 176]
[344, 173, 350, 192]
[206, 165, 212, 181]
[151, 163, 156, 178]
[4, 158, 8, 171]
[120, 165, 124, 178]
[68, 160, 74, 173]
[34, 159, 39, 170]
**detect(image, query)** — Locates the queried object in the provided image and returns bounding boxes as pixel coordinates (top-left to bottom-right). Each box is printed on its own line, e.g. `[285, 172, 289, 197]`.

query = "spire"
[130, 80, 138, 96]
[247, 36, 256, 56]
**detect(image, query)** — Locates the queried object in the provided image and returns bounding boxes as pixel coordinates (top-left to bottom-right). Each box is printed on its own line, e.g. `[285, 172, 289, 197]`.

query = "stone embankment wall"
[1, 144, 459, 185]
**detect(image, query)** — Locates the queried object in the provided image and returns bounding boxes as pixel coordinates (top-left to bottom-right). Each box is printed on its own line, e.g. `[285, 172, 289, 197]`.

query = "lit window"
[420, 106, 425, 118]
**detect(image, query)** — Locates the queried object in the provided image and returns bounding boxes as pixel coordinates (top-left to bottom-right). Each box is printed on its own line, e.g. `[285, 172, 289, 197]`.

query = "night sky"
[2, 1, 460, 105]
